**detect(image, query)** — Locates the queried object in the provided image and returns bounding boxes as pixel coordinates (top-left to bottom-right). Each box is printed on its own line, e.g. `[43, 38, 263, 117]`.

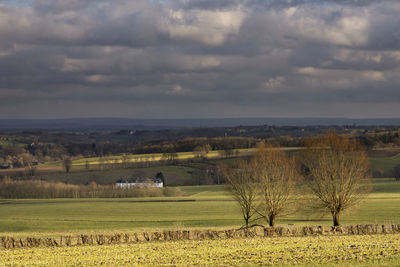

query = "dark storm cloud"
[0, 0, 399, 118]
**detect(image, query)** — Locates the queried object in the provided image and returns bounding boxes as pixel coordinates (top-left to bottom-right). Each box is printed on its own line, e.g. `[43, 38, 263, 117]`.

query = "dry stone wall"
[1, 224, 400, 249]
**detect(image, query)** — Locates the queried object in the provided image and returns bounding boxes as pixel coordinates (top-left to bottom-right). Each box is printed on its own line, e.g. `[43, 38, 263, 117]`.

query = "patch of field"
[30, 164, 196, 186]
[1, 180, 400, 233]
[1, 234, 400, 266]
[370, 154, 400, 175]
[70, 148, 258, 166]
[179, 185, 226, 195]
[372, 178, 400, 193]
[55, 147, 298, 167]
[0, 196, 240, 233]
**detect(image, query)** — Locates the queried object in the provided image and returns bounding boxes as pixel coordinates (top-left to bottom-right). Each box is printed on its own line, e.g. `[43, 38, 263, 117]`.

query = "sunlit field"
[0, 179, 399, 233]
[1, 234, 400, 266]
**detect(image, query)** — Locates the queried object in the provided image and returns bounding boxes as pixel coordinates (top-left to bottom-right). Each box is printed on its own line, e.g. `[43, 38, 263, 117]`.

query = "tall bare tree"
[220, 160, 258, 227]
[303, 132, 371, 226]
[252, 143, 299, 227]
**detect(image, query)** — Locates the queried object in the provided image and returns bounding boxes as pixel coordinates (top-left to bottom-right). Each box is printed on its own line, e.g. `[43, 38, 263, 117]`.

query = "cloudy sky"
[0, 0, 399, 119]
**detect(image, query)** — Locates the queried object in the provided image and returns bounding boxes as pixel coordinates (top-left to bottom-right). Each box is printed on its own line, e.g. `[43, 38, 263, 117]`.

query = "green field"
[0, 179, 400, 234]
[31, 164, 199, 186]
[370, 153, 400, 176]
[1, 179, 400, 267]
[70, 148, 257, 166]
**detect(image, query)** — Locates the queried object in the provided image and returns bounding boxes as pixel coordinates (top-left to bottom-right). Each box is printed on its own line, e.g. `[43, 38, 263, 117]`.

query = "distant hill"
[0, 117, 400, 131]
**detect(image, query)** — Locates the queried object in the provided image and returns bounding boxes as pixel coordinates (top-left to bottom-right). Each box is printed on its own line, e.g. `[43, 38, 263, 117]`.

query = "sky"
[0, 0, 399, 119]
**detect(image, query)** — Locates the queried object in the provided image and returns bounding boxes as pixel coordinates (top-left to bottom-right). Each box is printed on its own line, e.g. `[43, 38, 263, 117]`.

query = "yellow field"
[71, 148, 258, 166]
[1, 234, 400, 266]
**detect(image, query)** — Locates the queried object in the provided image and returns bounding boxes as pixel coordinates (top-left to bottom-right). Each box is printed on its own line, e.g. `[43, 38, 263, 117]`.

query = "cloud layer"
[0, 0, 400, 118]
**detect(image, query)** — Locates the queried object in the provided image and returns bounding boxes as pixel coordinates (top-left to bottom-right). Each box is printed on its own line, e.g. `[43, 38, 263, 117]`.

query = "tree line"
[220, 132, 371, 227]
[0, 137, 259, 169]
[0, 177, 183, 199]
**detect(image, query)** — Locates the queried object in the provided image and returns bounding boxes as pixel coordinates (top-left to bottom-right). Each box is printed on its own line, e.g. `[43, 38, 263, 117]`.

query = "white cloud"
[1, 0, 400, 118]
[284, 7, 369, 47]
[261, 76, 286, 92]
[163, 9, 245, 45]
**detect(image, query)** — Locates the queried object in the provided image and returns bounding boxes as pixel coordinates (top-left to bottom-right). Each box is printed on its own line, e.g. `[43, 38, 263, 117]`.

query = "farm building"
[115, 178, 163, 188]
[0, 164, 11, 169]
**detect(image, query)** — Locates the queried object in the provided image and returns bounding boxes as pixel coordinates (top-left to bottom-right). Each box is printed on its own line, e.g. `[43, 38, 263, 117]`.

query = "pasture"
[370, 153, 400, 176]
[0, 179, 400, 234]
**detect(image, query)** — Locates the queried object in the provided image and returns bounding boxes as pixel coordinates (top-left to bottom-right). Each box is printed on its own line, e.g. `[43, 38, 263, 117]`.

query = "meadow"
[0, 179, 400, 234]
[370, 153, 400, 176]
[1, 176, 400, 266]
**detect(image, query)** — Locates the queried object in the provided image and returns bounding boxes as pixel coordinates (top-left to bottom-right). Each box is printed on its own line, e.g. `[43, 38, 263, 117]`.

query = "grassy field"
[0, 179, 400, 266]
[0, 179, 400, 234]
[1, 235, 400, 266]
[70, 148, 258, 166]
[370, 153, 400, 176]
[28, 164, 199, 186]
[2, 148, 399, 188]
[0, 147, 293, 171]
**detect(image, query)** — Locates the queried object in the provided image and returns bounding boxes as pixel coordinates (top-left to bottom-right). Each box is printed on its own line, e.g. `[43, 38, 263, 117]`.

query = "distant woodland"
[1, 125, 399, 165]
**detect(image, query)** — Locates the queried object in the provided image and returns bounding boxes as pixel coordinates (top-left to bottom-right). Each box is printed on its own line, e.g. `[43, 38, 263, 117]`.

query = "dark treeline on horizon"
[0, 124, 399, 170]
[2, 117, 400, 131]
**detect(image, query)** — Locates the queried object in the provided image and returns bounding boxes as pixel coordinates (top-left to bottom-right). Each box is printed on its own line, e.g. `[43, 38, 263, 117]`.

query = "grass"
[178, 184, 226, 195]
[372, 178, 400, 193]
[1, 179, 400, 233]
[0, 179, 400, 266]
[370, 154, 400, 175]
[70, 148, 258, 166]
[31, 164, 196, 186]
[1, 235, 400, 266]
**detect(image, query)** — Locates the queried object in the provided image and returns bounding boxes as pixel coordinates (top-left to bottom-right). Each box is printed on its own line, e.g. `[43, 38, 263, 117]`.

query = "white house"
[115, 178, 163, 188]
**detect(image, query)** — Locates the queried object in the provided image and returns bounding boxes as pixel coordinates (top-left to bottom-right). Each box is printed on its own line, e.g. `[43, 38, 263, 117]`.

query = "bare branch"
[302, 132, 371, 226]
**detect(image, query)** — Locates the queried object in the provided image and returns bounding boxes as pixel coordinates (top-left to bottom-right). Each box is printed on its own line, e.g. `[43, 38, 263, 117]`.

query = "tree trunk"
[269, 214, 275, 227]
[332, 212, 340, 227]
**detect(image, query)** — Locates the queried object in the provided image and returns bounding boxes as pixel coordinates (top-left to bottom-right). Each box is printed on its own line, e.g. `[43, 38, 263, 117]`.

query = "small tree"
[85, 160, 90, 171]
[63, 157, 72, 173]
[303, 132, 371, 226]
[156, 172, 165, 186]
[121, 153, 128, 168]
[220, 160, 258, 228]
[162, 151, 178, 164]
[98, 156, 105, 170]
[193, 146, 203, 159]
[252, 143, 299, 227]
[393, 164, 400, 181]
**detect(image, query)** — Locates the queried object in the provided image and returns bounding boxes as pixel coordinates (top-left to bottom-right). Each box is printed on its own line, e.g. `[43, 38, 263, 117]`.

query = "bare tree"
[193, 146, 207, 160]
[162, 151, 178, 164]
[220, 160, 258, 228]
[121, 153, 128, 168]
[62, 157, 72, 173]
[85, 160, 90, 171]
[393, 164, 400, 181]
[252, 143, 299, 227]
[98, 156, 105, 170]
[303, 132, 371, 226]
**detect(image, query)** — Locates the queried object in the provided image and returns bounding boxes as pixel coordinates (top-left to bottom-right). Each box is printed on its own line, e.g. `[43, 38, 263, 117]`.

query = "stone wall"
[1, 224, 400, 249]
